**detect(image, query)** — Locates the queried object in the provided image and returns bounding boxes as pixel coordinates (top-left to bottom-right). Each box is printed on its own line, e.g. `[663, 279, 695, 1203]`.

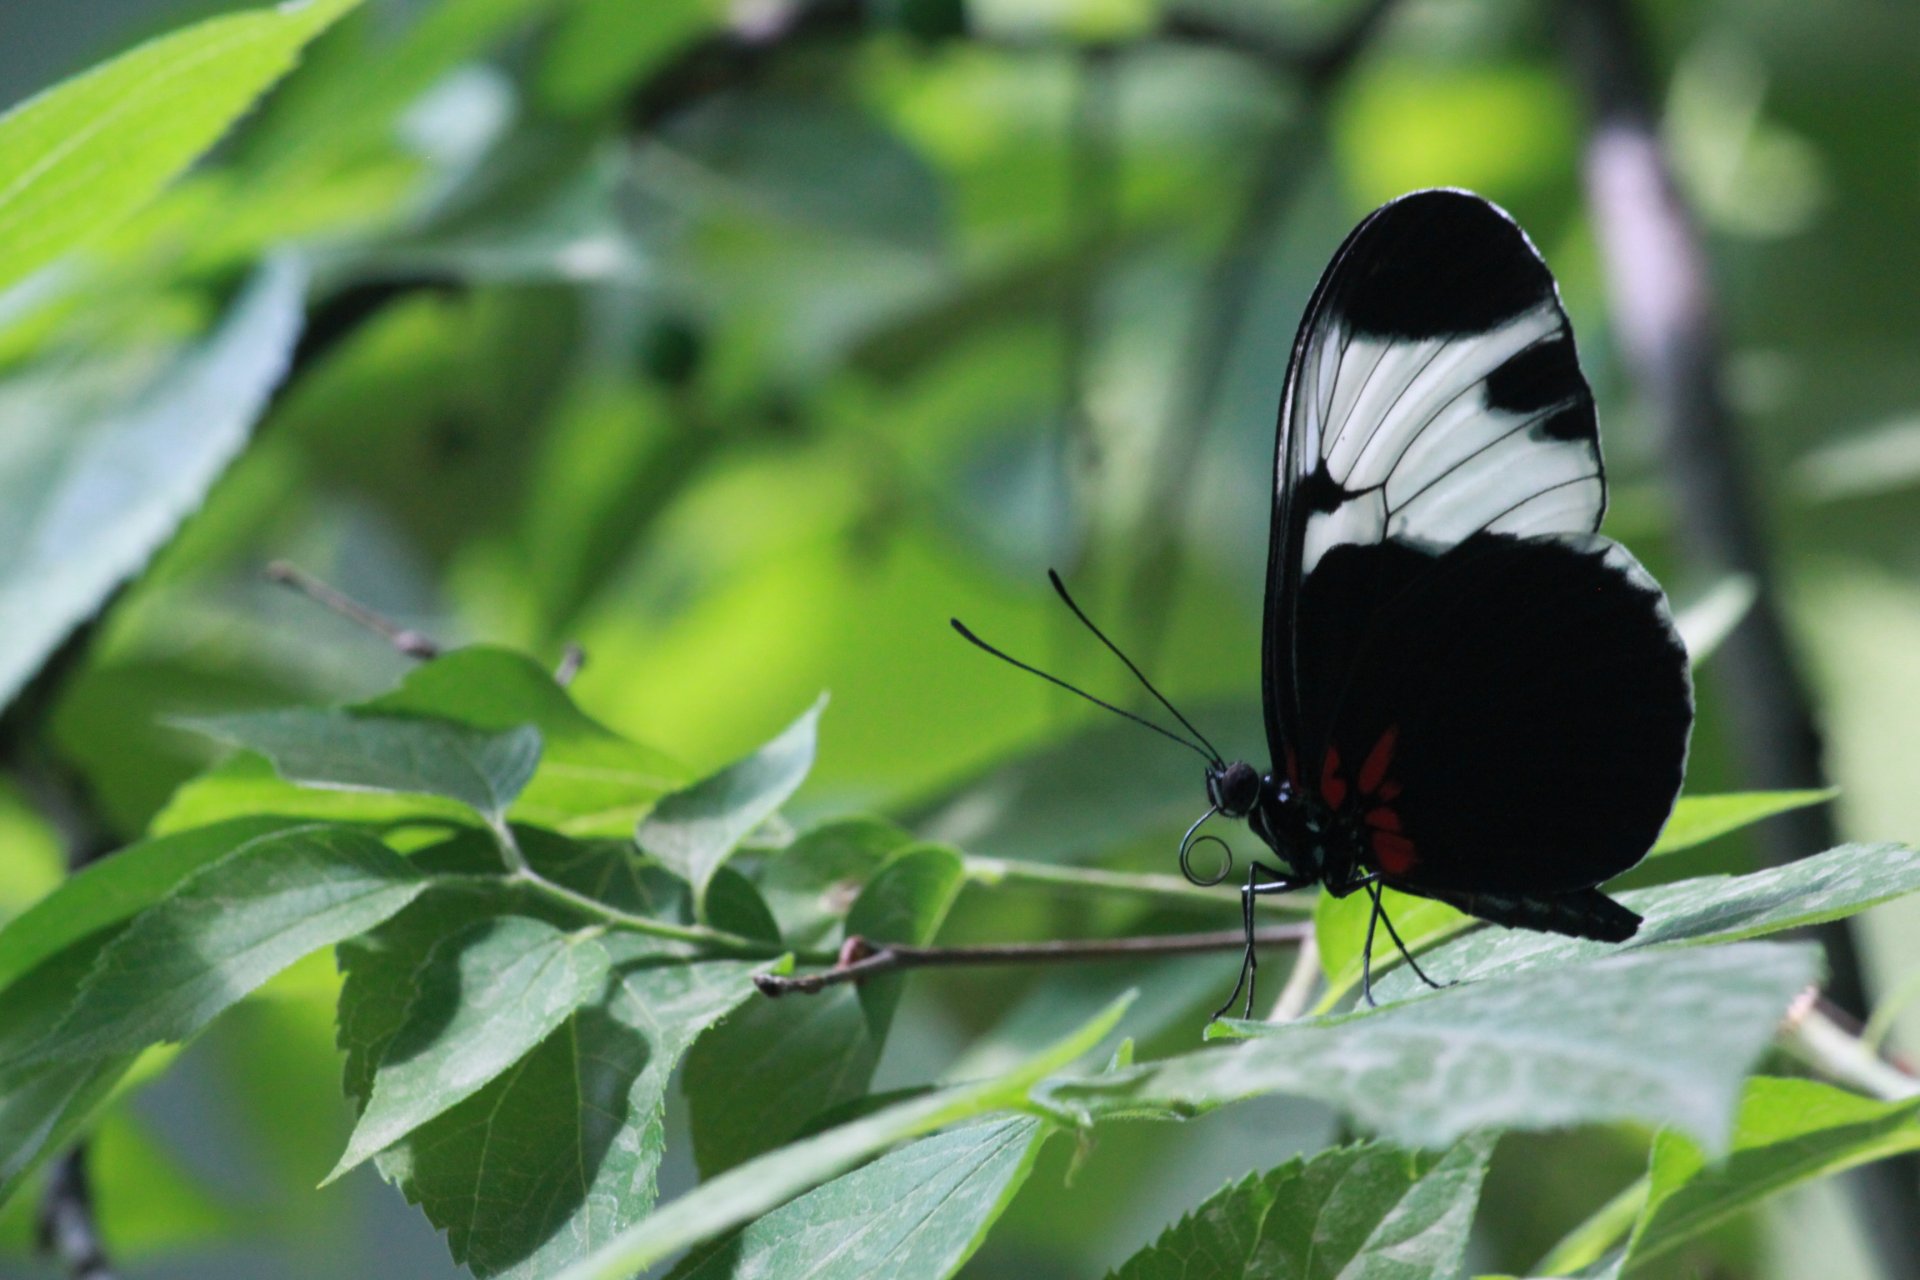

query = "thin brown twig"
[755, 922, 1312, 997]
[264, 560, 441, 659]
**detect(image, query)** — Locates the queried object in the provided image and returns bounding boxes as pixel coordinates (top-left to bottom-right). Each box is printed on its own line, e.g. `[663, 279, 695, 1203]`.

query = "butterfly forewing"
[1263, 189, 1691, 909]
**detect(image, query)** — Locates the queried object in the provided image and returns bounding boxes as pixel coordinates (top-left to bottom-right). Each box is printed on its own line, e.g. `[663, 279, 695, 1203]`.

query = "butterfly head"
[1205, 760, 1263, 819]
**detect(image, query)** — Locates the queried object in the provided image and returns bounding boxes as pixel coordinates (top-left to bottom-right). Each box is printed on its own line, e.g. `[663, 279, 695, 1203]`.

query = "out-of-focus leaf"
[667, 1117, 1048, 1280]
[1674, 575, 1757, 664]
[178, 709, 541, 824]
[0, 0, 356, 294]
[327, 915, 611, 1182]
[23, 825, 424, 1063]
[549, 994, 1133, 1280]
[1370, 842, 1920, 1003]
[1048, 943, 1816, 1152]
[757, 818, 914, 950]
[0, 257, 305, 712]
[0, 816, 295, 990]
[1315, 802, 1862, 1007]
[1616, 1077, 1920, 1274]
[685, 845, 964, 1175]
[898, 699, 1252, 865]
[1109, 1135, 1496, 1280]
[638, 695, 824, 914]
[540, 0, 718, 115]
[1650, 790, 1838, 856]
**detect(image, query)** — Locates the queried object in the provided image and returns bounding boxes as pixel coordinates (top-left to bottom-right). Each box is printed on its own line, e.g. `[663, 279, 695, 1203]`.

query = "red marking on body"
[1283, 746, 1300, 788]
[1319, 746, 1347, 809]
[1358, 725, 1400, 795]
[1372, 830, 1418, 876]
[1366, 806, 1402, 833]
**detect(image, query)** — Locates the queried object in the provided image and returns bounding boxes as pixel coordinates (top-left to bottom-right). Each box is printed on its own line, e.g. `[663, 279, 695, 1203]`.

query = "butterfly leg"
[1210, 863, 1300, 1023]
[1365, 881, 1453, 997]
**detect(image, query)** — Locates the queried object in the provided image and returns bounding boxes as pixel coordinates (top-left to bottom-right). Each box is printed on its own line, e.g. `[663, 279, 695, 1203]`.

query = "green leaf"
[326, 915, 612, 1182]
[24, 825, 424, 1062]
[1047, 943, 1817, 1152]
[0, 0, 359, 294]
[178, 708, 542, 823]
[1314, 792, 1850, 1008]
[684, 844, 964, 1175]
[1619, 1077, 1920, 1273]
[549, 993, 1133, 1280]
[0, 816, 295, 991]
[1371, 842, 1920, 1003]
[0, 257, 305, 712]
[638, 695, 824, 914]
[1109, 1135, 1496, 1280]
[758, 818, 913, 950]
[365, 646, 685, 835]
[667, 1116, 1049, 1280]
[1315, 888, 1467, 1011]
[337, 888, 768, 1278]
[1648, 790, 1839, 856]
[0, 935, 144, 1204]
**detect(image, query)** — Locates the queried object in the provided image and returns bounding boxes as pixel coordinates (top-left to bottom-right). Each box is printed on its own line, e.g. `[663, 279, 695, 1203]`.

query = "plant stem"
[479, 820, 808, 960]
[755, 922, 1311, 997]
[266, 560, 441, 658]
[963, 854, 1312, 915]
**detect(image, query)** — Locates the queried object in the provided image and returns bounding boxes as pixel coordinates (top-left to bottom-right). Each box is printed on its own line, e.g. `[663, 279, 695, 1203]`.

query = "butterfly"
[954, 188, 1694, 1015]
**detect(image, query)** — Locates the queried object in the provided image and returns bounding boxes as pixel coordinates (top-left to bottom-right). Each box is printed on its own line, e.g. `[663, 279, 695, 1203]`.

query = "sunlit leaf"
[639, 695, 824, 913]
[0, 0, 358, 294]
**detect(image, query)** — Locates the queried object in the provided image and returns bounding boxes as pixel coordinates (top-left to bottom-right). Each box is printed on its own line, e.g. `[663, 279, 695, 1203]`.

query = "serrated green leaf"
[0, 257, 304, 713]
[178, 708, 542, 823]
[1047, 943, 1817, 1152]
[667, 1116, 1048, 1280]
[1618, 1077, 1920, 1273]
[1648, 790, 1838, 856]
[327, 915, 612, 1182]
[24, 825, 424, 1063]
[685, 844, 964, 1176]
[338, 890, 768, 1278]
[550, 992, 1134, 1280]
[1370, 842, 1920, 1004]
[1109, 1134, 1495, 1280]
[0, 816, 295, 991]
[638, 695, 825, 913]
[1315, 793, 1852, 1008]
[364, 646, 685, 834]
[0, 0, 359, 295]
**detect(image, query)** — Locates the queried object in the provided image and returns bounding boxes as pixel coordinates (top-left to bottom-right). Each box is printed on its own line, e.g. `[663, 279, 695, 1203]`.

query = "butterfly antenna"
[949, 619, 1217, 765]
[1046, 569, 1225, 767]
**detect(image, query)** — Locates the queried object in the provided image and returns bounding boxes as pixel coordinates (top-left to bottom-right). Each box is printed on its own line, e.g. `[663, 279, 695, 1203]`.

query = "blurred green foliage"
[0, 0, 1918, 1277]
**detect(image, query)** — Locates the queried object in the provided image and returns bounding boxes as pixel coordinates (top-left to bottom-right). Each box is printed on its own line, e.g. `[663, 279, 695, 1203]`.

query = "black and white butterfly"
[955, 188, 1693, 1014]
